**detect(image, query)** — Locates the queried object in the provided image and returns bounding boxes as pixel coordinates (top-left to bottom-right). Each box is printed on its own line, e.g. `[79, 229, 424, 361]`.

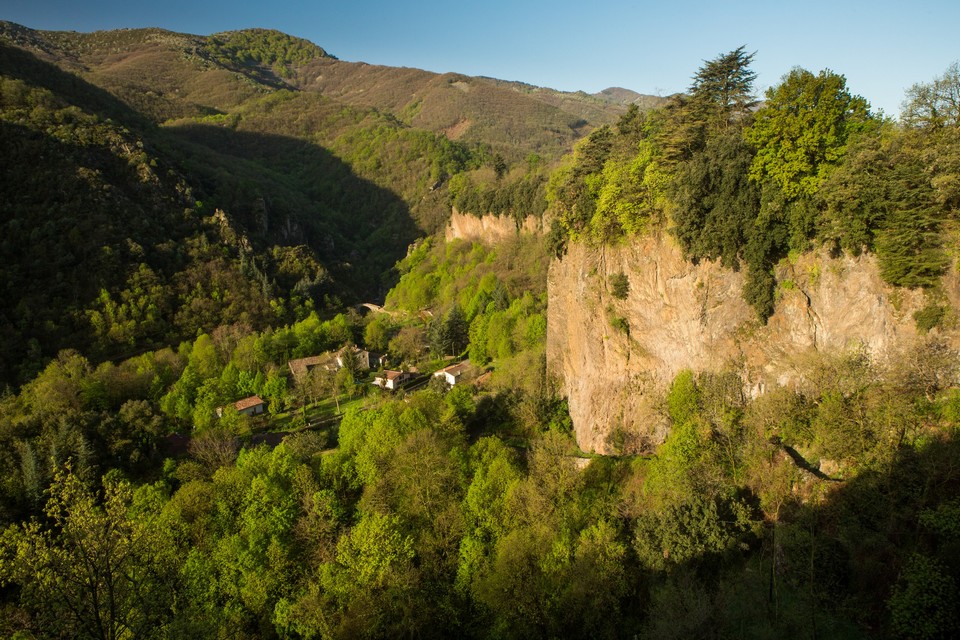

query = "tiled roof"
[436, 361, 470, 376]
[234, 395, 265, 411]
[288, 355, 331, 378]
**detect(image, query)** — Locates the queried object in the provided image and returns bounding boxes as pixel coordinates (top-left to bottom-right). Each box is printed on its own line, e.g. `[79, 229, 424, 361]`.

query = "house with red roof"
[373, 370, 412, 390]
[217, 395, 266, 418]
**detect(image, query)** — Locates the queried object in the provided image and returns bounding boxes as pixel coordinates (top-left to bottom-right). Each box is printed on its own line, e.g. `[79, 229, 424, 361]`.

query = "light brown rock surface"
[547, 234, 950, 455]
[445, 208, 542, 243]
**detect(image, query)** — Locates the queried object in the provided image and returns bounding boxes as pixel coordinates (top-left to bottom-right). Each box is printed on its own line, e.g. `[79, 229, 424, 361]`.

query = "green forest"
[1, 23, 960, 639]
[548, 48, 960, 320]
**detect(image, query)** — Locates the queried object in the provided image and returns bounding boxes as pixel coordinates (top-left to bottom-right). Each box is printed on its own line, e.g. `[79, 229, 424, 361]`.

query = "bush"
[887, 554, 959, 640]
[608, 307, 630, 335]
[914, 303, 947, 334]
[610, 272, 630, 299]
[743, 266, 776, 320]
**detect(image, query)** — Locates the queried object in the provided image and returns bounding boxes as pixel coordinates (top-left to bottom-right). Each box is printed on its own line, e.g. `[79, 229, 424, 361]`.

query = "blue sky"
[3, 0, 958, 118]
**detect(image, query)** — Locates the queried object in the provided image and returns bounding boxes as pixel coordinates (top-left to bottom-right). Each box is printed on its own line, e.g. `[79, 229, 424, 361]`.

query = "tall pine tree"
[689, 46, 758, 133]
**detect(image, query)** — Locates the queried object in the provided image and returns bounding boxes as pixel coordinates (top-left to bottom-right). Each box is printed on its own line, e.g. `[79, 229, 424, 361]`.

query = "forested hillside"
[1, 21, 959, 639]
[0, 21, 630, 385]
[0, 41, 415, 384]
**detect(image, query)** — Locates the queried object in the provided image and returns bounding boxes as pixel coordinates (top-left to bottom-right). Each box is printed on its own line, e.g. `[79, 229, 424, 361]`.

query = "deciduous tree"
[0, 466, 177, 639]
[901, 62, 960, 130]
[746, 68, 873, 200]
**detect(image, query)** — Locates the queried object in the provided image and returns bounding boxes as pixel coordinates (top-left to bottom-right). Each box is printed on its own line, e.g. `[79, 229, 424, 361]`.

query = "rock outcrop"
[445, 208, 542, 244]
[547, 234, 956, 455]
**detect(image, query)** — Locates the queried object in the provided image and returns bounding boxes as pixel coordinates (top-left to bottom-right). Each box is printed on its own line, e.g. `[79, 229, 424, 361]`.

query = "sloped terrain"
[0, 39, 411, 384]
[0, 21, 657, 384]
[0, 21, 663, 161]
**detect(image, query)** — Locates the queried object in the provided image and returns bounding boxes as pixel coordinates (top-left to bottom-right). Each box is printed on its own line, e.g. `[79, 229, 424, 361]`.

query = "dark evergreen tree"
[671, 130, 760, 268]
[429, 304, 469, 358]
[689, 45, 758, 132]
[876, 206, 947, 288]
[444, 304, 469, 357]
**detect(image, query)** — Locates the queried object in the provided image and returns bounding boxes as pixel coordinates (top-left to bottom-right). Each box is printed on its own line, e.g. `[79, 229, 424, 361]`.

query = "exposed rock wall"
[547, 234, 954, 455]
[445, 208, 542, 243]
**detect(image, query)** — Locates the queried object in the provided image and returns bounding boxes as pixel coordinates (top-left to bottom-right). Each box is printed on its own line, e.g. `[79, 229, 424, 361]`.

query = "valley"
[1, 22, 959, 640]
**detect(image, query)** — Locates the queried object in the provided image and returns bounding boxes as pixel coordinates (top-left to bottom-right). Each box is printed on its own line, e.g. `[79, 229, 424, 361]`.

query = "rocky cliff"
[547, 234, 958, 455]
[445, 208, 542, 243]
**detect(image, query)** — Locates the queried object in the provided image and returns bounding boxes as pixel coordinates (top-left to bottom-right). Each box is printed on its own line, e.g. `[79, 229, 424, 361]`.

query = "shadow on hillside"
[781, 444, 843, 482]
[0, 43, 421, 298]
[0, 44, 421, 383]
[647, 431, 960, 639]
[0, 42, 150, 127]
[0, 117, 201, 385]
[163, 123, 420, 299]
[798, 434, 960, 630]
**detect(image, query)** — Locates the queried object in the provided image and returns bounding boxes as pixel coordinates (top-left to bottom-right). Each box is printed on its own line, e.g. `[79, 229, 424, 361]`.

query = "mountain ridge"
[0, 21, 663, 159]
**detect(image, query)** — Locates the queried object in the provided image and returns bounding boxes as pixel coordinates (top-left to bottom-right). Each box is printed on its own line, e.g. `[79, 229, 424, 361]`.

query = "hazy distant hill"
[592, 85, 668, 110]
[0, 23, 333, 119]
[296, 63, 602, 158]
[0, 22, 663, 160]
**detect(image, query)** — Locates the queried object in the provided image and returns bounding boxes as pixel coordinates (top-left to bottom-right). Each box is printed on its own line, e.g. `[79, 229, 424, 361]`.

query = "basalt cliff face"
[547, 235, 959, 455]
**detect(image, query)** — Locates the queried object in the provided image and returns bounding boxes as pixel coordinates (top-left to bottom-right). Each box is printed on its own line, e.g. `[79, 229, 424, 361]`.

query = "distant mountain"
[0, 21, 662, 384]
[0, 22, 646, 160]
[593, 86, 668, 110]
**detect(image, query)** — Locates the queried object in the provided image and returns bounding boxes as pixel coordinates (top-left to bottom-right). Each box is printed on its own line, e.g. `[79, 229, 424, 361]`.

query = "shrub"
[609, 314, 630, 336]
[914, 303, 947, 334]
[610, 272, 630, 299]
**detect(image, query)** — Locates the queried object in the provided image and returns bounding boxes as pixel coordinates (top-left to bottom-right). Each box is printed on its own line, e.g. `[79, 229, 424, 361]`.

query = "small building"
[337, 346, 384, 372]
[290, 348, 386, 382]
[217, 395, 266, 418]
[434, 360, 471, 386]
[288, 354, 337, 382]
[373, 370, 412, 391]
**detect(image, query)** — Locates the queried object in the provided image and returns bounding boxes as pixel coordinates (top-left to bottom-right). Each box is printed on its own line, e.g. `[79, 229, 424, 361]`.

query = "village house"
[217, 395, 266, 418]
[288, 347, 385, 383]
[287, 354, 337, 382]
[433, 360, 471, 386]
[373, 370, 412, 391]
[336, 346, 385, 371]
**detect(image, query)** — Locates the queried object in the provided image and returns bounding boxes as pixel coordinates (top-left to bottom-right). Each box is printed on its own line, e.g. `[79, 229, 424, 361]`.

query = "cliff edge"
[547, 235, 957, 454]
[445, 208, 543, 243]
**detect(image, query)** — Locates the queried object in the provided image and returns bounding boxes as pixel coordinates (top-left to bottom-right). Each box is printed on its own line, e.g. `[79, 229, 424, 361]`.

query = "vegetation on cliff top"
[549, 49, 960, 319]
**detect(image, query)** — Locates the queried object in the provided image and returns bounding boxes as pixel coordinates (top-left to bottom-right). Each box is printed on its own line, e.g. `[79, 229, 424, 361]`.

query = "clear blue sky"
[3, 0, 958, 118]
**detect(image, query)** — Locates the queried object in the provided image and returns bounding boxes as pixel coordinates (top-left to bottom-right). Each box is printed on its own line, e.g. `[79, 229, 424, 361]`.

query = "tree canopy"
[746, 67, 873, 200]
